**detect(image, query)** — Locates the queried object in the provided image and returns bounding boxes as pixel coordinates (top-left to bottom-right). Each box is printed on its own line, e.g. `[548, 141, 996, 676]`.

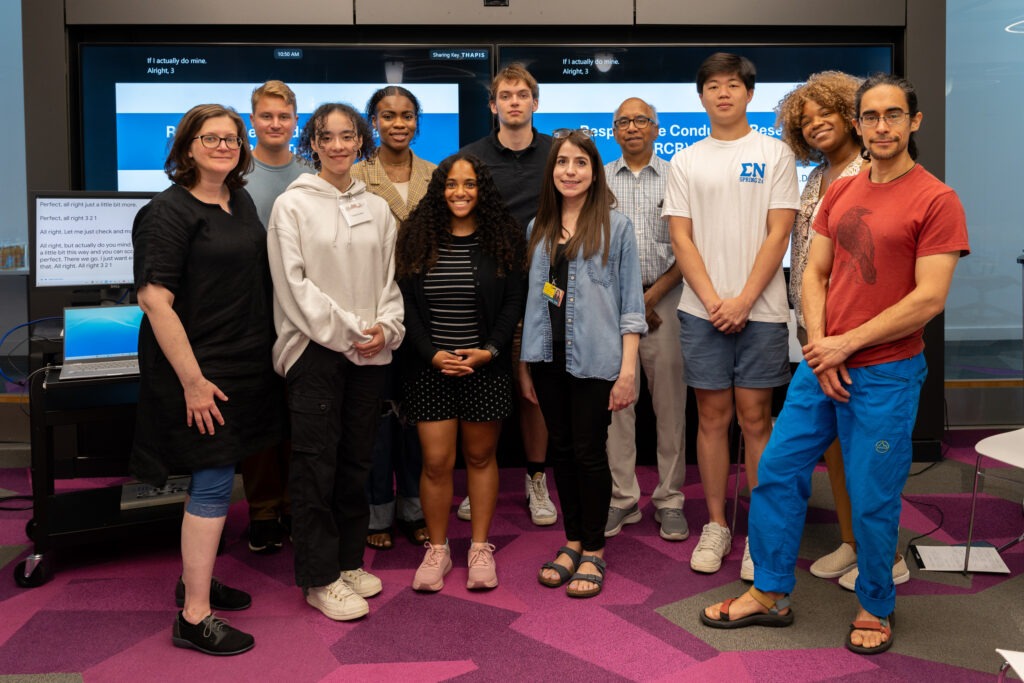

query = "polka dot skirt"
[404, 365, 513, 423]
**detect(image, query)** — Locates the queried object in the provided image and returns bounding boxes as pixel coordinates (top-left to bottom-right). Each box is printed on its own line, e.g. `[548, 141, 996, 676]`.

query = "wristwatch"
[483, 343, 499, 360]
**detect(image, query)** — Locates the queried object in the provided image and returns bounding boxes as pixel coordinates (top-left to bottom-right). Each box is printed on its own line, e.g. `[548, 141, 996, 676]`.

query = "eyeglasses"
[858, 110, 911, 128]
[552, 128, 593, 140]
[316, 132, 359, 145]
[612, 116, 654, 130]
[194, 134, 244, 150]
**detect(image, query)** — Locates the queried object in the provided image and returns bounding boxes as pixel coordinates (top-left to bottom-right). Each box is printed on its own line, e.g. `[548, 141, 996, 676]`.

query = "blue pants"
[366, 405, 424, 529]
[186, 465, 236, 518]
[750, 354, 927, 617]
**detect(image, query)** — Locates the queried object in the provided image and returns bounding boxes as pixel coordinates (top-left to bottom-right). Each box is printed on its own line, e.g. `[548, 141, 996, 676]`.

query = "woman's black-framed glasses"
[194, 134, 244, 150]
[552, 128, 593, 140]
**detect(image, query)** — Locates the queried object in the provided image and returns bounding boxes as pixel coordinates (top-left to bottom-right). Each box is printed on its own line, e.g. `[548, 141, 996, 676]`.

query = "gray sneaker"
[655, 508, 689, 541]
[604, 504, 642, 537]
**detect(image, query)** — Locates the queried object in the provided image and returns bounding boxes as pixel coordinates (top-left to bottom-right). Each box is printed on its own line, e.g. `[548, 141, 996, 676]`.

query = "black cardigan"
[397, 242, 526, 379]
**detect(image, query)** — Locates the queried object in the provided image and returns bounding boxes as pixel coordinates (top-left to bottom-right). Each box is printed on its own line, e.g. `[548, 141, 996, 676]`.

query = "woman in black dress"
[132, 104, 283, 656]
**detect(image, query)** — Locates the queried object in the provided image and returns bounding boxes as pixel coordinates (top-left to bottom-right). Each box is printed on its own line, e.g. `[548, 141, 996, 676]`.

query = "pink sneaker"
[467, 542, 498, 590]
[412, 542, 452, 592]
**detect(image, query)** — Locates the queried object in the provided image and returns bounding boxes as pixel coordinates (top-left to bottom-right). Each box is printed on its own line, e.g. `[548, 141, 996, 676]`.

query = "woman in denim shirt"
[520, 129, 647, 598]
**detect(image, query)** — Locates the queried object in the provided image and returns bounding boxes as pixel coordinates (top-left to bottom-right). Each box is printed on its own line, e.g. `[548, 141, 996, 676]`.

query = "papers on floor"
[996, 649, 1024, 678]
[910, 544, 1010, 573]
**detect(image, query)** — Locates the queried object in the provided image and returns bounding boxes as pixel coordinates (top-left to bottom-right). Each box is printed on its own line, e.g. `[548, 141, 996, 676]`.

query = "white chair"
[964, 428, 1024, 573]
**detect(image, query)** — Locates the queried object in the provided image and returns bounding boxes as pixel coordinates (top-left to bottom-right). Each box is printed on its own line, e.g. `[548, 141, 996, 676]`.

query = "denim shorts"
[678, 310, 791, 390]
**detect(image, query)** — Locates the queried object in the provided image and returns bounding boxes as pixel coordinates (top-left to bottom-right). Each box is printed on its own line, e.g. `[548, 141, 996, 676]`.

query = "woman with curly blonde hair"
[775, 72, 906, 590]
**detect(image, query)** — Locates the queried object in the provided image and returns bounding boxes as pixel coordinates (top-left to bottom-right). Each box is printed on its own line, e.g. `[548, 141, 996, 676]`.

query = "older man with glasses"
[603, 98, 689, 544]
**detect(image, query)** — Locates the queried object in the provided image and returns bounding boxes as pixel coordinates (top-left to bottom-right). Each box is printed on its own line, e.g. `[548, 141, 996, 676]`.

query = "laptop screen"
[63, 305, 144, 361]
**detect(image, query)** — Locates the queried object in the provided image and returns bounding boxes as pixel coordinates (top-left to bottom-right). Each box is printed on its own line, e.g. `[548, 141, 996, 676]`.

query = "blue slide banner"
[116, 113, 461, 174]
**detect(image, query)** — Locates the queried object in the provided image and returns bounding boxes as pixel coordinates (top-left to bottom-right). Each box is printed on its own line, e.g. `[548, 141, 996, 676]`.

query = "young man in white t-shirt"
[663, 53, 799, 578]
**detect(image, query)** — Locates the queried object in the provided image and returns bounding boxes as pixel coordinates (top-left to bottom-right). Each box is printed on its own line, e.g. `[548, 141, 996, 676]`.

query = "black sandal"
[396, 518, 430, 545]
[366, 528, 393, 550]
[566, 555, 606, 598]
[538, 546, 582, 587]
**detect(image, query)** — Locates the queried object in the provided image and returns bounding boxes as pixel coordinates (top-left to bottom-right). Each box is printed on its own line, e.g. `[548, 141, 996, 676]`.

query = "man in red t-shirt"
[700, 74, 969, 655]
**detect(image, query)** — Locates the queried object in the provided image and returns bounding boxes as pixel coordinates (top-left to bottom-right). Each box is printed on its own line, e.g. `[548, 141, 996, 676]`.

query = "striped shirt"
[424, 233, 481, 351]
[605, 154, 674, 286]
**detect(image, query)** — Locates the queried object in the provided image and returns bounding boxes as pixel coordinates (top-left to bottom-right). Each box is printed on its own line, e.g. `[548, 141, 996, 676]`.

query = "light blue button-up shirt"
[521, 210, 648, 381]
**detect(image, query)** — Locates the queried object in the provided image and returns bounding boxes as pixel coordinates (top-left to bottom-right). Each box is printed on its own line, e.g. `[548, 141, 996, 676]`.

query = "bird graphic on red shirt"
[836, 206, 877, 284]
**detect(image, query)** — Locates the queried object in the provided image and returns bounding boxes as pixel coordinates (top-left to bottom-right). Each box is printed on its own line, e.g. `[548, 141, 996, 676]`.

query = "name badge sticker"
[339, 199, 372, 225]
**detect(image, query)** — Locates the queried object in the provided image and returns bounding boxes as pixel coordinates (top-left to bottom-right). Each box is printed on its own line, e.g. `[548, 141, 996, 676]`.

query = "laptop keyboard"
[60, 358, 139, 379]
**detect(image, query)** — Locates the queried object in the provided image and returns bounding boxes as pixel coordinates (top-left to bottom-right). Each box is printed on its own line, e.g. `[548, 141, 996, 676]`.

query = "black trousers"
[530, 362, 614, 552]
[286, 342, 385, 588]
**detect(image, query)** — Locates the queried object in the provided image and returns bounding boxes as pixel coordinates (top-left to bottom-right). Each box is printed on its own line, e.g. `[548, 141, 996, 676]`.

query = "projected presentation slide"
[79, 45, 493, 191]
[498, 44, 892, 268]
[499, 44, 892, 188]
[113, 83, 459, 191]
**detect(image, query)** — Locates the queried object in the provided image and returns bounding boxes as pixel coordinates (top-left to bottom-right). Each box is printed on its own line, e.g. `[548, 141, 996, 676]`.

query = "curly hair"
[396, 153, 525, 279]
[295, 102, 375, 170]
[165, 104, 252, 190]
[776, 71, 863, 164]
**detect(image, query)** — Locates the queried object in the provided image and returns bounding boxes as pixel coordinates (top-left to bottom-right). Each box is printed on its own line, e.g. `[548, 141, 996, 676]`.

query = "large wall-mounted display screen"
[79, 44, 493, 191]
[498, 44, 893, 186]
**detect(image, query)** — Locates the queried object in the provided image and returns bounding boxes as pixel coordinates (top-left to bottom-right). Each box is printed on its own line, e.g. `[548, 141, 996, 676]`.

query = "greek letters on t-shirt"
[738, 162, 766, 184]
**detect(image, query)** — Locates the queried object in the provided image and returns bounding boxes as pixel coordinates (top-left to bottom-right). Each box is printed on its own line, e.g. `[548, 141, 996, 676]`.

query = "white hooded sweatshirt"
[267, 173, 405, 375]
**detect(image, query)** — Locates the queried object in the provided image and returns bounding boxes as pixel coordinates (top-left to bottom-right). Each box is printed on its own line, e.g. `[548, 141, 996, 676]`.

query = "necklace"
[871, 162, 916, 184]
[381, 152, 412, 168]
[822, 150, 860, 188]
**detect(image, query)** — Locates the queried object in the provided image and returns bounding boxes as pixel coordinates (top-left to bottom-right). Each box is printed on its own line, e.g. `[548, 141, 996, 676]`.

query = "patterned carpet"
[0, 429, 1022, 682]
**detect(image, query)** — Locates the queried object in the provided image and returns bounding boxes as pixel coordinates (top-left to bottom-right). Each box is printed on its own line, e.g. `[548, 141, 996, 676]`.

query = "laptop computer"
[58, 305, 144, 381]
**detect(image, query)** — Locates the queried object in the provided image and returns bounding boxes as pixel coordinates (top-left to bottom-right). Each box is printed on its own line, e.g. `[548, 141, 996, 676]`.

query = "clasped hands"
[433, 348, 493, 376]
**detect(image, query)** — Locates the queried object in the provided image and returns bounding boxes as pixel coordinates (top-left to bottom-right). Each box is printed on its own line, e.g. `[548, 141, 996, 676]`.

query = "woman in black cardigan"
[396, 153, 525, 593]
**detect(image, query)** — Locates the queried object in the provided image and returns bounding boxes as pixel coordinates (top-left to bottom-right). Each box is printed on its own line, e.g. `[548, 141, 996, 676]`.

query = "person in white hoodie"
[267, 102, 405, 622]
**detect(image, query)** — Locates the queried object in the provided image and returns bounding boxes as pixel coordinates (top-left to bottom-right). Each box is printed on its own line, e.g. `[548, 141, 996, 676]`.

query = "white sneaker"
[690, 522, 732, 574]
[526, 473, 557, 526]
[838, 553, 911, 591]
[457, 496, 472, 521]
[339, 568, 382, 598]
[740, 537, 754, 582]
[809, 542, 858, 579]
[306, 578, 369, 621]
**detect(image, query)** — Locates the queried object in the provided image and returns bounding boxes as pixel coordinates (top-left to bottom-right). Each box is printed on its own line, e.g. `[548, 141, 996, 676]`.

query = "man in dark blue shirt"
[459, 63, 555, 526]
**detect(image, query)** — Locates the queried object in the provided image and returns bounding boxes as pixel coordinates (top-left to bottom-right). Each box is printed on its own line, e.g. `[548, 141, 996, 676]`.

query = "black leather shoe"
[175, 577, 252, 611]
[172, 611, 254, 656]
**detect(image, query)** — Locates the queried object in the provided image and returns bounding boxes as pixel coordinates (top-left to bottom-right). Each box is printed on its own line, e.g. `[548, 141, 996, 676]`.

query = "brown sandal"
[700, 587, 794, 629]
[846, 613, 893, 655]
